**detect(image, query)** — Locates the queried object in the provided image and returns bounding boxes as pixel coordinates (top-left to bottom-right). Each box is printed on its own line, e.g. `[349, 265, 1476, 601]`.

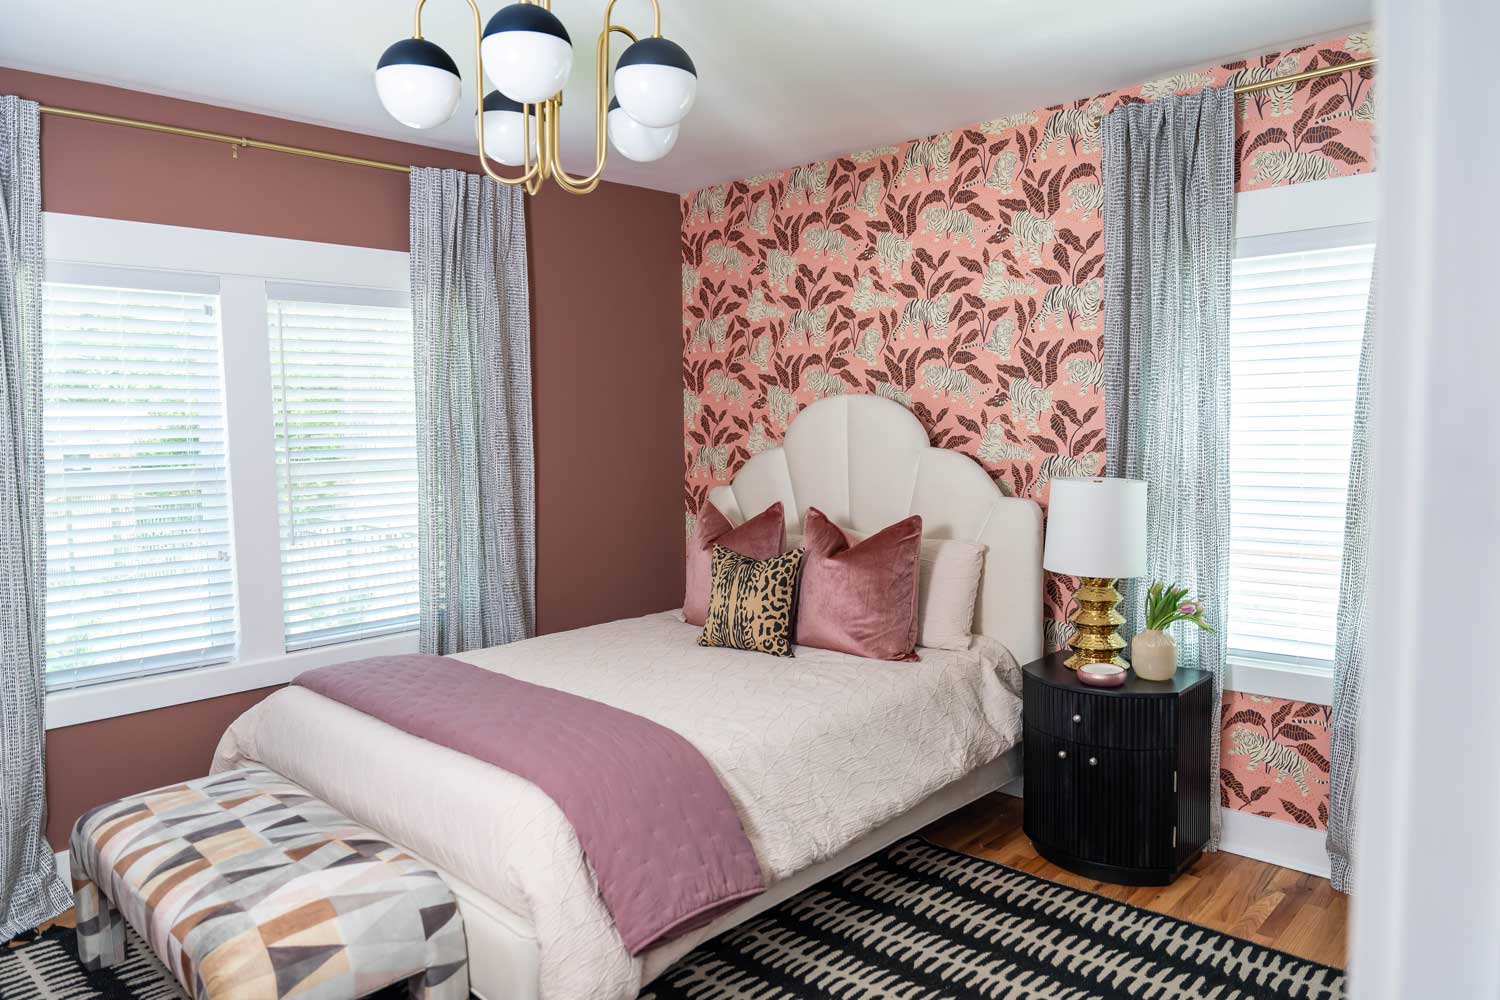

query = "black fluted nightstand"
[1021, 651, 1213, 886]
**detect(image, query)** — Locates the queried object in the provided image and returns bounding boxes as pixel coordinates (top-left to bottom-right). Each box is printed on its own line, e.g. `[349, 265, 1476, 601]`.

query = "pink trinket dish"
[1077, 663, 1127, 688]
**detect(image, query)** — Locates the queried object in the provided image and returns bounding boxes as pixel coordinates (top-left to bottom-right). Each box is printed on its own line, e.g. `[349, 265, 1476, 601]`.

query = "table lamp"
[1043, 477, 1148, 669]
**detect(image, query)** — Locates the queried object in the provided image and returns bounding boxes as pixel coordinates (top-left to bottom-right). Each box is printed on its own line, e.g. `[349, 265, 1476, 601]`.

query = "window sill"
[1224, 655, 1334, 705]
[44, 631, 420, 730]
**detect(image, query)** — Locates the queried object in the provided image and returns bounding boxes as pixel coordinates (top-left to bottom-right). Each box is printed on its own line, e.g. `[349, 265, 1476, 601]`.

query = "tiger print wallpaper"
[680, 31, 1373, 831]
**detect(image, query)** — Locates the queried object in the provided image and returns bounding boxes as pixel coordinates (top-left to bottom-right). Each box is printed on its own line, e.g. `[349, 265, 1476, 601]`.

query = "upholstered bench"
[68, 767, 468, 1000]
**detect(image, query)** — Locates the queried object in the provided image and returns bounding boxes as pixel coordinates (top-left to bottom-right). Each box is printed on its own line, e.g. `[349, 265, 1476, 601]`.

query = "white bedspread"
[212, 611, 1023, 1000]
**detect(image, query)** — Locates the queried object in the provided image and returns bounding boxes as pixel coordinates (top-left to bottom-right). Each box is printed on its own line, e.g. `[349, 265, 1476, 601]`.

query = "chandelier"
[374, 0, 697, 195]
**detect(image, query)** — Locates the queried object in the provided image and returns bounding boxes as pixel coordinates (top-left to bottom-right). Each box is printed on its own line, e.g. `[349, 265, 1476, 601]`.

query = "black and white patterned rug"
[4, 837, 1343, 999]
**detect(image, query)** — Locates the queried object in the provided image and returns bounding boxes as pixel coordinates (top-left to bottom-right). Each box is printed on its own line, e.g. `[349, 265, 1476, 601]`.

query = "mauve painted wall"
[0, 69, 684, 847]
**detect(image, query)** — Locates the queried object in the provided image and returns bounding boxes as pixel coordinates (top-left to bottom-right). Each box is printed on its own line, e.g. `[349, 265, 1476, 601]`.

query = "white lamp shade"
[1042, 477, 1148, 579]
[608, 100, 679, 162]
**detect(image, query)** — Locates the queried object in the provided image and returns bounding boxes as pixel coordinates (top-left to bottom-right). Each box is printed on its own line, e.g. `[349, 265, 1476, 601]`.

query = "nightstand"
[1021, 651, 1213, 886]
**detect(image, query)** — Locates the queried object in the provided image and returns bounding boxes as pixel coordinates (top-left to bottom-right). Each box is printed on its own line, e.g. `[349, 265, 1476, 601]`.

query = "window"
[39, 215, 416, 716]
[269, 291, 419, 650]
[41, 274, 236, 689]
[1228, 239, 1374, 668]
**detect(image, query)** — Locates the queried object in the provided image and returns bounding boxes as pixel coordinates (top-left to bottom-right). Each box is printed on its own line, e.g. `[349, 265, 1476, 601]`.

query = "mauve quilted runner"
[294, 654, 763, 954]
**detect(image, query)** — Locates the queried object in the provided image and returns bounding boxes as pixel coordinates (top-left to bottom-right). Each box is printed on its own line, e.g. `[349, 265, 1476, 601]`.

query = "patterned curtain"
[1326, 262, 1375, 893]
[410, 167, 535, 655]
[0, 95, 71, 939]
[1101, 86, 1235, 850]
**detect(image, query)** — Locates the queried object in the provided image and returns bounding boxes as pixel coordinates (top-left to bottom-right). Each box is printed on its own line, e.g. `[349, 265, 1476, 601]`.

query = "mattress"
[212, 611, 1024, 1000]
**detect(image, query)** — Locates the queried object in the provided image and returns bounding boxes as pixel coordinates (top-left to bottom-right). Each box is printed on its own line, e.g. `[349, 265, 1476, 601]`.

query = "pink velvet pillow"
[796, 507, 923, 661]
[684, 502, 785, 626]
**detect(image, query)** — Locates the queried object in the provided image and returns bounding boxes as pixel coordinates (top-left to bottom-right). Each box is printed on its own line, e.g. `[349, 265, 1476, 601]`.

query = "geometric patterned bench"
[68, 768, 468, 1000]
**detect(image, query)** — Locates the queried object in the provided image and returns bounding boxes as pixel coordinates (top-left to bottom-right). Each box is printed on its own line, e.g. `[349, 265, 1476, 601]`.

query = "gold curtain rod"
[1233, 57, 1375, 96]
[37, 57, 1375, 175]
[38, 105, 414, 173]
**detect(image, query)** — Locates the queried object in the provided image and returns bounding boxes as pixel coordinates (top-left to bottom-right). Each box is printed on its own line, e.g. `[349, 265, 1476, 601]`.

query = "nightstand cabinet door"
[1022, 728, 1077, 851]
[1077, 748, 1175, 871]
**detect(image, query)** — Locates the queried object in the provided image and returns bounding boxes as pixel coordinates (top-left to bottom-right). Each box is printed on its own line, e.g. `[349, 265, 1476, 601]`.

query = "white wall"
[1349, 3, 1500, 997]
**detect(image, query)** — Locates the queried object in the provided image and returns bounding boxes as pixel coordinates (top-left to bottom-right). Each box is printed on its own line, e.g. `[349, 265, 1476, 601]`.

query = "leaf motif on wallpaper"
[1318, 802, 1329, 827]
[1224, 708, 1266, 728]
[1320, 141, 1367, 165]
[1243, 127, 1288, 160]
[1221, 768, 1250, 805]
[1277, 723, 1319, 742]
[1280, 799, 1318, 829]
[1295, 742, 1332, 773]
[1271, 700, 1295, 730]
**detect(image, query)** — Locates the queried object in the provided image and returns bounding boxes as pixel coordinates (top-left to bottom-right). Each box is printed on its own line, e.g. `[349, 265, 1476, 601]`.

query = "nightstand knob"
[1057, 749, 1067, 759]
[1088, 756, 1098, 767]
[1071, 713, 1082, 723]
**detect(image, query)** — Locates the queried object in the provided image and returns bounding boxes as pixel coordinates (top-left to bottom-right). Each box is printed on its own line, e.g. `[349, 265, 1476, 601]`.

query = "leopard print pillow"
[698, 544, 805, 657]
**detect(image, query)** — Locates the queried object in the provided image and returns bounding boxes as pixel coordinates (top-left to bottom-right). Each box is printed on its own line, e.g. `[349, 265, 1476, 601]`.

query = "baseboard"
[1218, 810, 1331, 878]
[1003, 785, 1330, 879]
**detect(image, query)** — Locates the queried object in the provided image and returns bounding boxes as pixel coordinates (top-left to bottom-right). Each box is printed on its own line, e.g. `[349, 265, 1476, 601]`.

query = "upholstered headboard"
[707, 395, 1044, 663]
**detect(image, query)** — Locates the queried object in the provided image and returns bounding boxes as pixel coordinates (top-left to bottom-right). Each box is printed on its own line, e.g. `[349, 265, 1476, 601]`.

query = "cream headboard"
[707, 394, 1044, 663]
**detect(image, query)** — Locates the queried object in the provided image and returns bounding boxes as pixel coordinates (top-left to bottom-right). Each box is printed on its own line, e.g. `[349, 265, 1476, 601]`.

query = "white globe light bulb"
[615, 37, 698, 128]
[480, 4, 574, 104]
[477, 91, 538, 167]
[608, 99, 679, 163]
[375, 38, 462, 130]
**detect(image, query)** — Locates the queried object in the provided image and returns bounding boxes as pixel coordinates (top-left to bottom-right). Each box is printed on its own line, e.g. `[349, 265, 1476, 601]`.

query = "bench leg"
[73, 877, 127, 971]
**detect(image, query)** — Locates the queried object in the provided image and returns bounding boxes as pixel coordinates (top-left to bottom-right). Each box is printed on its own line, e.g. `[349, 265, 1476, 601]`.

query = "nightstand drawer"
[1023, 672, 1177, 750]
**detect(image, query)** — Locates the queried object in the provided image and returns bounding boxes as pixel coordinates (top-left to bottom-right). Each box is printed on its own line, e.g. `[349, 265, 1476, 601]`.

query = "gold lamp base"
[1065, 577, 1129, 670]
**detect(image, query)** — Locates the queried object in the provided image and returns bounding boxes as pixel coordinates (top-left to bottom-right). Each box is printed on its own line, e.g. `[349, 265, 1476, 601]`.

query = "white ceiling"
[2, 1, 1371, 194]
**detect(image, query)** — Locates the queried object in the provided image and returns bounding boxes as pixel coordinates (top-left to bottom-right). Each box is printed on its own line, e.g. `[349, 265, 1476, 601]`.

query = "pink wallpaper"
[1222, 693, 1333, 829]
[681, 32, 1374, 829]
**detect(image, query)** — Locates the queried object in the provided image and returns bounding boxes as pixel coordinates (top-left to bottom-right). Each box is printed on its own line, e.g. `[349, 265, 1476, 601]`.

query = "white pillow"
[916, 538, 986, 651]
[788, 527, 985, 651]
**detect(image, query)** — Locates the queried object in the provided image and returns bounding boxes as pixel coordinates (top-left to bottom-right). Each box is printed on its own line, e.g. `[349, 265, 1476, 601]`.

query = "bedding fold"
[295, 654, 763, 954]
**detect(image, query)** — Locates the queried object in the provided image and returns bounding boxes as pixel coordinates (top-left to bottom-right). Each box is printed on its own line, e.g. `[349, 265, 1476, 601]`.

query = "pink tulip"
[1179, 602, 1198, 615]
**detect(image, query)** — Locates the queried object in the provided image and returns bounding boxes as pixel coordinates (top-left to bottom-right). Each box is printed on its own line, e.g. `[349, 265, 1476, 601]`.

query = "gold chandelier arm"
[550, 22, 639, 193]
[413, 0, 546, 186]
[604, 0, 661, 37]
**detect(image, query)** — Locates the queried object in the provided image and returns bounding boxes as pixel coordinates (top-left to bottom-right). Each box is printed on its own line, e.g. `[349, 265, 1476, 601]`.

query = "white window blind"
[42, 279, 237, 689]
[269, 294, 418, 651]
[1228, 242, 1374, 667]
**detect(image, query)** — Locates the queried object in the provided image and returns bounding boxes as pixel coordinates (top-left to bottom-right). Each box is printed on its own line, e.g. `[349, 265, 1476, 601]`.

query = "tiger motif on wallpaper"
[1229, 728, 1329, 797]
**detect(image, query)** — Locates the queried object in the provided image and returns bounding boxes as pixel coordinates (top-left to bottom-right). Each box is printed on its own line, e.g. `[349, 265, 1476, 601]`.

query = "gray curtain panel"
[1101, 86, 1235, 850]
[0, 95, 71, 939]
[1326, 262, 1375, 893]
[410, 167, 535, 655]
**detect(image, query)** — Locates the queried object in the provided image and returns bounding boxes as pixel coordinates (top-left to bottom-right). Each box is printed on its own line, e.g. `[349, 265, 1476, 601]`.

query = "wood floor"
[921, 792, 1349, 968]
[29, 793, 1347, 973]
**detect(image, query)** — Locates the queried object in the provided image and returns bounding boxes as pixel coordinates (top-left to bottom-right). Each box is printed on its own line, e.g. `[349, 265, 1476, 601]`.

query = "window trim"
[42, 213, 414, 729]
[1225, 172, 1376, 702]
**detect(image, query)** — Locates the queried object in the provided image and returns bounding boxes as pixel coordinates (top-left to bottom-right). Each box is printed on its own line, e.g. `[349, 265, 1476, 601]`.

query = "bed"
[211, 394, 1044, 1000]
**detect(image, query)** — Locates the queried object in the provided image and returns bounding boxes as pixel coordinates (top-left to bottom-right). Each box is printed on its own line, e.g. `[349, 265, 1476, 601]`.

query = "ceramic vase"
[1131, 629, 1177, 681]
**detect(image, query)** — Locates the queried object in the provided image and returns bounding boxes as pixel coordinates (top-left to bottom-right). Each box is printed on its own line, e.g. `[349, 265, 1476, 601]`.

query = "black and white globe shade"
[479, 3, 573, 104]
[614, 36, 697, 128]
[476, 90, 538, 167]
[375, 37, 462, 129]
[607, 96, 678, 162]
